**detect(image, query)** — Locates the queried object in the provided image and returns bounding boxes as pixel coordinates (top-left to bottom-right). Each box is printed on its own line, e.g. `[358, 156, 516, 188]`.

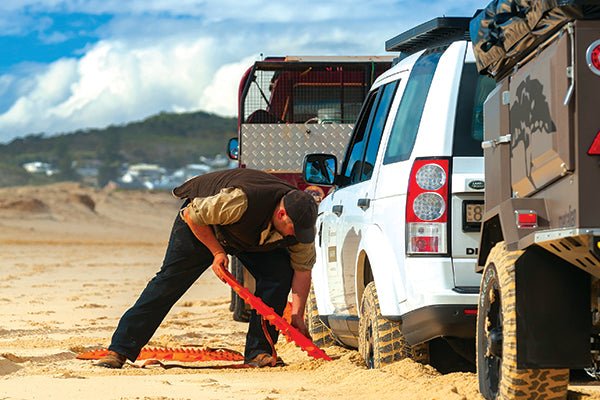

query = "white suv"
[303, 17, 495, 369]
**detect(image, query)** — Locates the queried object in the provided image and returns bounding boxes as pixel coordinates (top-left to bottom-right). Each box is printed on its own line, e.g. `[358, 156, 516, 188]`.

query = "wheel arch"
[356, 224, 407, 316]
[478, 198, 550, 272]
[477, 214, 504, 272]
[356, 250, 372, 314]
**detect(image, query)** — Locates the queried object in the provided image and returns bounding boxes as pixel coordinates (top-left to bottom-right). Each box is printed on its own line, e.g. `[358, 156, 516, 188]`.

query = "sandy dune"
[1, 183, 599, 399]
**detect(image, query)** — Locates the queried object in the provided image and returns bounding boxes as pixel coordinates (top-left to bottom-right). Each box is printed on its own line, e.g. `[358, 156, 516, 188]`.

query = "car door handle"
[357, 198, 370, 210]
[332, 205, 343, 216]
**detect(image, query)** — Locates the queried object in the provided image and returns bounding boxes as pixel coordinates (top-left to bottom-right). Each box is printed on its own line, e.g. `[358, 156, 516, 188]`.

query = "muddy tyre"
[477, 242, 569, 399]
[359, 282, 429, 368]
[231, 257, 251, 322]
[304, 285, 336, 348]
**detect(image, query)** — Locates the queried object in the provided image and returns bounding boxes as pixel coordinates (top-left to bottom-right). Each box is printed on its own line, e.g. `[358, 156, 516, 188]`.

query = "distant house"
[171, 164, 212, 181]
[73, 160, 101, 177]
[199, 154, 230, 169]
[116, 156, 233, 191]
[119, 163, 167, 189]
[22, 161, 58, 176]
[73, 159, 102, 186]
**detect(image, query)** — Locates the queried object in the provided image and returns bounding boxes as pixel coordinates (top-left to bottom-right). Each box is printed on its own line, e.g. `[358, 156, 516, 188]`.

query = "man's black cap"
[283, 190, 318, 243]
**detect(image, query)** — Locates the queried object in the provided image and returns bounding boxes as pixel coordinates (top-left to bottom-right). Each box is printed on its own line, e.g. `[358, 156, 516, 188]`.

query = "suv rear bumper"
[385, 304, 477, 346]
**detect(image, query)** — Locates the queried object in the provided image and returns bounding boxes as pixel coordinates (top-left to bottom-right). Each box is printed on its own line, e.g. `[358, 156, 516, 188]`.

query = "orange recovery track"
[77, 265, 331, 364]
[212, 264, 331, 361]
[76, 346, 244, 362]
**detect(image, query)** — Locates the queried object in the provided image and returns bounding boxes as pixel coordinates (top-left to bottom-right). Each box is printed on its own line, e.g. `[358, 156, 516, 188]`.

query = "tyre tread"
[477, 242, 569, 400]
[305, 285, 336, 348]
[359, 282, 429, 368]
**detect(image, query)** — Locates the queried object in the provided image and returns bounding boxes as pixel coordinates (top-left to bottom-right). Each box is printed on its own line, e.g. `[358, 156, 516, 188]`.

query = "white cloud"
[0, 36, 223, 141]
[0, 20, 393, 141]
[0, 0, 491, 142]
[0, 0, 488, 24]
[0, 75, 15, 97]
[200, 56, 258, 117]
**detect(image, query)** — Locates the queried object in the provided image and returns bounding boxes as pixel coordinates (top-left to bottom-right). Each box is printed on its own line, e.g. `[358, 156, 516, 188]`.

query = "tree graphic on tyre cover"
[510, 76, 556, 188]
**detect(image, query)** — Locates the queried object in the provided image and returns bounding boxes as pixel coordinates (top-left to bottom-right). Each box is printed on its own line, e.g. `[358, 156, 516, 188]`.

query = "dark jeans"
[109, 211, 294, 362]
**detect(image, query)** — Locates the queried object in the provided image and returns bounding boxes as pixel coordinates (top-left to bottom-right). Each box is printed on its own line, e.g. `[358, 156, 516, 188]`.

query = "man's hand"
[212, 252, 229, 269]
[290, 270, 311, 338]
[291, 314, 310, 338]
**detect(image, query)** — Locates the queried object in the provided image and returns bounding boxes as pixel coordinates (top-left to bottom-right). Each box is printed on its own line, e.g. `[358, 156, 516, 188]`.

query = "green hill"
[0, 111, 237, 187]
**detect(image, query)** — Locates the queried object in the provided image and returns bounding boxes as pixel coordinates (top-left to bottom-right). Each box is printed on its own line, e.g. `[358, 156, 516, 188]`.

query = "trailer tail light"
[515, 210, 538, 229]
[463, 308, 478, 316]
[587, 40, 600, 76]
[406, 158, 450, 255]
[588, 131, 600, 155]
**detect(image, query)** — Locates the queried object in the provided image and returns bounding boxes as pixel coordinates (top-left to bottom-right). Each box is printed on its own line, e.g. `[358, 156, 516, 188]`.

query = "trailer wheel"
[477, 242, 569, 399]
[231, 257, 251, 322]
[304, 285, 336, 348]
[359, 282, 429, 368]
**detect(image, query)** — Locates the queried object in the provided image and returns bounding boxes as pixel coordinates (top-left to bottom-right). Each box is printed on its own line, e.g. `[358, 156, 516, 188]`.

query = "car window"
[360, 81, 399, 181]
[452, 62, 496, 156]
[338, 89, 379, 187]
[338, 80, 399, 186]
[383, 48, 444, 164]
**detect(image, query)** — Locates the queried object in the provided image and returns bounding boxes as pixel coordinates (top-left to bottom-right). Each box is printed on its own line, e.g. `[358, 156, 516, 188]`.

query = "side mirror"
[227, 137, 239, 160]
[303, 154, 337, 186]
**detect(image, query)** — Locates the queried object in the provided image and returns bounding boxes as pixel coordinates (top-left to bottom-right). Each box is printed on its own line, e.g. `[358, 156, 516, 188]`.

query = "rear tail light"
[588, 130, 600, 155]
[587, 39, 600, 76]
[406, 158, 450, 255]
[408, 223, 445, 253]
[515, 210, 538, 229]
[413, 192, 445, 220]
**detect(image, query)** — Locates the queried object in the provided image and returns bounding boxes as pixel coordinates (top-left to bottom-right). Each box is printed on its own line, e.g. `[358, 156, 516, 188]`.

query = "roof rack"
[253, 56, 395, 71]
[385, 17, 471, 56]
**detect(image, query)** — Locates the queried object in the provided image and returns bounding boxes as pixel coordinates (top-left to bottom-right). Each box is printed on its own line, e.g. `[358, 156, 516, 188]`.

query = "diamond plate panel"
[240, 124, 353, 171]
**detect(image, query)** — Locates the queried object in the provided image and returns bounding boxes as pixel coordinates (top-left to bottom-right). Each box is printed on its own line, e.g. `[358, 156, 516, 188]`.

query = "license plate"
[463, 201, 484, 232]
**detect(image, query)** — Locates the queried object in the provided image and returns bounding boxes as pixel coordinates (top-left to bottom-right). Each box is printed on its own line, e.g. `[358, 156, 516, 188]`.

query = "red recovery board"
[211, 263, 331, 361]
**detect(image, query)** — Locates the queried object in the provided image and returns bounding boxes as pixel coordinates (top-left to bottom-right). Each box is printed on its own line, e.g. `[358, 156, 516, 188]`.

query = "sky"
[0, 0, 489, 143]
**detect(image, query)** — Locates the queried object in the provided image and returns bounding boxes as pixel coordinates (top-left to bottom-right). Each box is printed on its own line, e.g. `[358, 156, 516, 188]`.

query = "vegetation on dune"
[0, 110, 237, 187]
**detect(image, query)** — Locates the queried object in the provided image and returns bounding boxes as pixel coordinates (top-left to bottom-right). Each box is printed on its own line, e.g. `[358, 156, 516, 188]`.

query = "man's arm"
[290, 269, 311, 337]
[181, 206, 228, 269]
[287, 241, 316, 337]
[181, 187, 248, 269]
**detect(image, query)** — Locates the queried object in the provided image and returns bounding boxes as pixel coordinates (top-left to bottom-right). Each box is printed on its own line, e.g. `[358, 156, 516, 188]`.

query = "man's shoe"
[95, 351, 127, 369]
[246, 353, 284, 368]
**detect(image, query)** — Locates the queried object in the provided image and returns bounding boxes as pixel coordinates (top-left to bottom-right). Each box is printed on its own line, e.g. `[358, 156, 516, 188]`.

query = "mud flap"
[515, 245, 590, 369]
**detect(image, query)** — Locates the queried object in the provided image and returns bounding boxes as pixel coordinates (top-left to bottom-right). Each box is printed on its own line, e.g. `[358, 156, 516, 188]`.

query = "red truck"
[227, 55, 393, 320]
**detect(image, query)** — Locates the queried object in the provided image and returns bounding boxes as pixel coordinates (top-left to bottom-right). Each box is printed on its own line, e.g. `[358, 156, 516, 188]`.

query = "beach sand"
[1, 182, 599, 399]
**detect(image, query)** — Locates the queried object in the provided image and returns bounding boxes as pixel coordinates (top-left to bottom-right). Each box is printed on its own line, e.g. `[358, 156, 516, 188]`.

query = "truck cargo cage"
[237, 56, 393, 173]
[385, 17, 472, 60]
[241, 57, 390, 125]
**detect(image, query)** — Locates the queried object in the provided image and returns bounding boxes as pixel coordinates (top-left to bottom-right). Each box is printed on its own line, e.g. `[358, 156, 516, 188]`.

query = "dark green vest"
[173, 168, 298, 252]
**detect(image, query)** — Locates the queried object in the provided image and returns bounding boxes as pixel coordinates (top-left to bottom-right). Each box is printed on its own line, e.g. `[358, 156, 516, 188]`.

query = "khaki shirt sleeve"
[288, 241, 316, 272]
[185, 187, 248, 226]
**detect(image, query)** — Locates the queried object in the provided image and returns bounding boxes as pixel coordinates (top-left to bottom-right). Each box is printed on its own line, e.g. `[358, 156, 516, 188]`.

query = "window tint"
[383, 49, 444, 164]
[361, 81, 399, 181]
[452, 63, 496, 156]
[339, 89, 379, 186]
[338, 81, 399, 186]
